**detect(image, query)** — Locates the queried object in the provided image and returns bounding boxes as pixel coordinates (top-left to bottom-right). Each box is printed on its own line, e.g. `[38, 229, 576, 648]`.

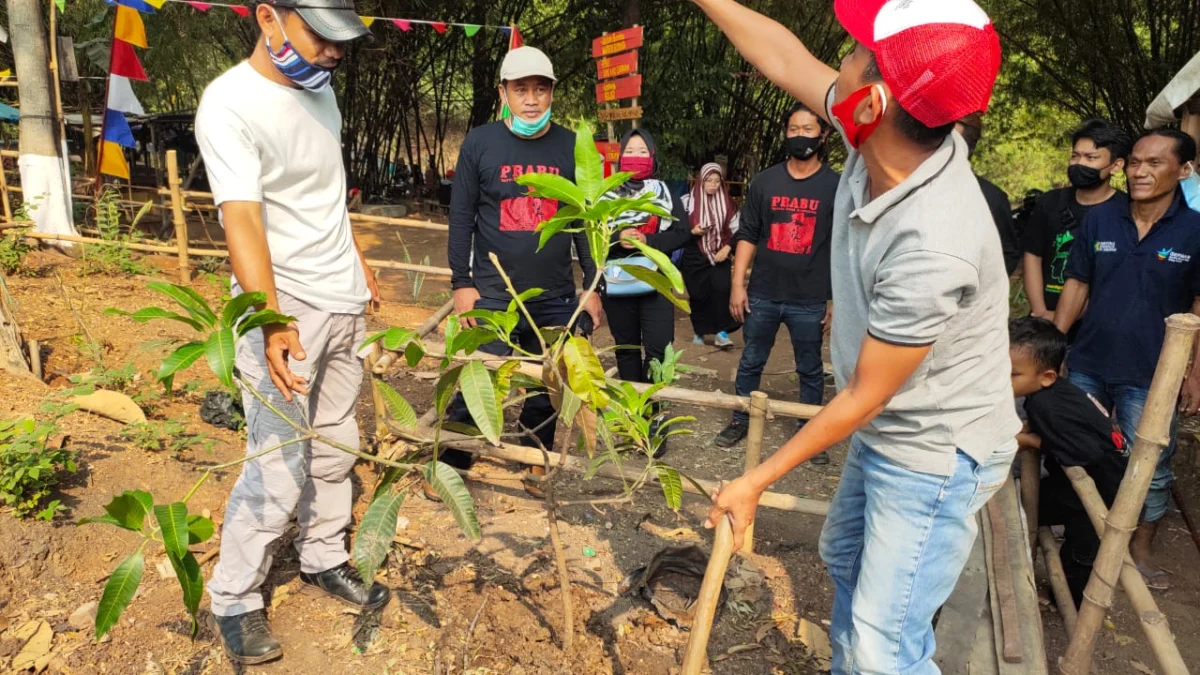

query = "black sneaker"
[810, 451, 831, 466]
[299, 562, 391, 610]
[715, 421, 748, 448]
[209, 609, 283, 665]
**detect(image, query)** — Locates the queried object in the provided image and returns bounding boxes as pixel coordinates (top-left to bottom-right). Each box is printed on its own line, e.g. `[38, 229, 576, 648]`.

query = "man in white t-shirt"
[194, 0, 385, 665]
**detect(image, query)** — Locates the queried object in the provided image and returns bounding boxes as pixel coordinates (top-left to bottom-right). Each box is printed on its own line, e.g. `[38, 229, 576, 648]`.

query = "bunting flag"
[464, 24, 481, 37]
[103, 110, 137, 148]
[99, 141, 130, 180]
[392, 19, 411, 31]
[0, 69, 11, 79]
[111, 40, 148, 80]
[509, 25, 523, 49]
[186, 1, 211, 10]
[361, 16, 375, 28]
[106, 0, 158, 14]
[107, 75, 145, 115]
[114, 5, 148, 48]
[144, 0, 167, 8]
[54, 0, 65, 14]
[431, 22, 448, 34]
[229, 5, 249, 17]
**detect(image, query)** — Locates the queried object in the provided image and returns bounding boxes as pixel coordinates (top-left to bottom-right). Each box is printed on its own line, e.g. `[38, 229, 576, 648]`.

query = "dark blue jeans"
[732, 297, 825, 424]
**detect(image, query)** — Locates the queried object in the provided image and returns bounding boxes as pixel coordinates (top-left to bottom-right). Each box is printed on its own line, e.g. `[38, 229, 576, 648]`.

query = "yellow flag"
[0, 70, 11, 79]
[143, 0, 167, 8]
[114, 5, 148, 49]
[361, 16, 375, 28]
[100, 141, 130, 180]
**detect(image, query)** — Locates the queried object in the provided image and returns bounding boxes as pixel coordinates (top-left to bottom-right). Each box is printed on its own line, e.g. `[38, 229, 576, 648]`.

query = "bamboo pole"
[1064, 466, 1190, 675]
[1060, 313, 1200, 675]
[0, 160, 11, 222]
[681, 515, 734, 675]
[166, 151, 189, 284]
[741, 391, 769, 553]
[48, 3, 67, 153]
[1020, 448, 1040, 553]
[1037, 527, 1078, 635]
[17, 230, 227, 256]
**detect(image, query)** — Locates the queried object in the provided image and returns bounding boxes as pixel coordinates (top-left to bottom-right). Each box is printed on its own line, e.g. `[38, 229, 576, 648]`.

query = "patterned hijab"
[689, 162, 737, 263]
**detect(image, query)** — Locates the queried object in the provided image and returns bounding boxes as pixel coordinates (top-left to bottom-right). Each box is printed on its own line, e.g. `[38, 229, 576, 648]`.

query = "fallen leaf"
[270, 586, 290, 611]
[1130, 659, 1155, 675]
[12, 620, 52, 671]
[798, 618, 833, 669]
[755, 622, 775, 644]
[72, 390, 146, 424]
[1114, 634, 1135, 647]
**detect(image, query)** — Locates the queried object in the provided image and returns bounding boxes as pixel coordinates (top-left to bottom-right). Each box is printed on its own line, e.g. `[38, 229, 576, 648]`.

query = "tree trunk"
[0, 276, 32, 378]
[9, 0, 77, 243]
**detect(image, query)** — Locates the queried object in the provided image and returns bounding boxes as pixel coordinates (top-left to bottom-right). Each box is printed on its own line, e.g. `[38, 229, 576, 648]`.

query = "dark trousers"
[732, 298, 825, 424]
[680, 253, 739, 337]
[603, 292, 675, 383]
[440, 295, 578, 469]
[1040, 483, 1101, 607]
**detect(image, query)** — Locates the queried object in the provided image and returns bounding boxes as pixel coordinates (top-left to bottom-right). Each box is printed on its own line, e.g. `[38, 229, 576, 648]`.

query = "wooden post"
[1064, 466, 1191, 675]
[741, 391, 769, 553]
[1060, 313, 1200, 675]
[1037, 527, 1078, 635]
[681, 515, 734, 675]
[1019, 448, 1040, 552]
[166, 150, 190, 285]
[0, 158, 12, 222]
[47, 2, 67, 151]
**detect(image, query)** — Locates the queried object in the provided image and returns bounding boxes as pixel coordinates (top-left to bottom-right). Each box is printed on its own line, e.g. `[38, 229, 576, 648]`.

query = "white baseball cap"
[499, 46, 557, 83]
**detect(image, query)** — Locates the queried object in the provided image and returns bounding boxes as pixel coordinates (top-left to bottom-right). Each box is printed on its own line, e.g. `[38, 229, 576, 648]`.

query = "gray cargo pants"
[208, 292, 365, 617]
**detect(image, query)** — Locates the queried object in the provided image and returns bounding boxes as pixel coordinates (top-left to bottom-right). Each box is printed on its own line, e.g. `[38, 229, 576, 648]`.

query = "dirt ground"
[1, 231, 1199, 675]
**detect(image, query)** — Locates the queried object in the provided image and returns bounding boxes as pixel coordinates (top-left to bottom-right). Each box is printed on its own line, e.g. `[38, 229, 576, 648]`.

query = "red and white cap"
[835, 0, 1002, 128]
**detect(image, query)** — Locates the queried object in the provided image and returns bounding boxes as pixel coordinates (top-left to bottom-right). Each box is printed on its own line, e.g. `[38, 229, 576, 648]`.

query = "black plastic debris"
[200, 390, 244, 431]
[618, 545, 727, 629]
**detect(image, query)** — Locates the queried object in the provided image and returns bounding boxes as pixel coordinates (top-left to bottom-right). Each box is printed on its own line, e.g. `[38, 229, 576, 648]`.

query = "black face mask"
[787, 135, 821, 161]
[1068, 164, 1106, 189]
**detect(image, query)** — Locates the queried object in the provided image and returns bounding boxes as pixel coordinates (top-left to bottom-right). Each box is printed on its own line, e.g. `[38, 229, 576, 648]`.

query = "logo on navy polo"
[1157, 248, 1192, 264]
[1094, 241, 1117, 253]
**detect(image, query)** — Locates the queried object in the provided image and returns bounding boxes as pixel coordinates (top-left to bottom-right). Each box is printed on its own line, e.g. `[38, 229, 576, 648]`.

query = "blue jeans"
[1067, 371, 1176, 522]
[732, 298, 825, 424]
[819, 437, 1016, 674]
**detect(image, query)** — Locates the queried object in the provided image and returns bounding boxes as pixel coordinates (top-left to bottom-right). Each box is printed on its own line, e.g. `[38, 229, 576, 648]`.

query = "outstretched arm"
[690, 0, 838, 122]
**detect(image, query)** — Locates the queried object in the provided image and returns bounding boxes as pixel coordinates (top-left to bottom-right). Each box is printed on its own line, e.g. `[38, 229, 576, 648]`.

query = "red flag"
[187, 1, 212, 10]
[230, 5, 250, 17]
[431, 22, 448, 33]
[391, 18, 411, 31]
[111, 40, 148, 81]
[509, 25, 523, 50]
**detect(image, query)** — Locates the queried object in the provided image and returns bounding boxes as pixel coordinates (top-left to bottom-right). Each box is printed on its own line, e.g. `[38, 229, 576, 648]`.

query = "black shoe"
[300, 562, 391, 610]
[209, 609, 282, 665]
[715, 421, 748, 448]
[810, 451, 831, 466]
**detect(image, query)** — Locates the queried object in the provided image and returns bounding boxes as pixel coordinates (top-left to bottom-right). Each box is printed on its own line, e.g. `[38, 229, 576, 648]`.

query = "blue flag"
[103, 109, 136, 148]
[104, 0, 157, 14]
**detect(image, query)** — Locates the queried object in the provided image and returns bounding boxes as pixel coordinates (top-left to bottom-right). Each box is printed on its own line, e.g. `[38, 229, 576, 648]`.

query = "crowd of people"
[189, 0, 1198, 670]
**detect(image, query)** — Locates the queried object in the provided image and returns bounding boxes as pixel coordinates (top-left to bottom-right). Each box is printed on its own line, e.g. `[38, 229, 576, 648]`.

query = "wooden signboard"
[596, 51, 638, 80]
[598, 106, 644, 122]
[595, 141, 621, 164]
[595, 75, 643, 103]
[592, 26, 644, 58]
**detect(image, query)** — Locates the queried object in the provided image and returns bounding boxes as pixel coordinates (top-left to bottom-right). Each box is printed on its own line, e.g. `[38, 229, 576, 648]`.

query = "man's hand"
[822, 301, 833, 336]
[363, 261, 382, 314]
[1031, 309, 1055, 322]
[1180, 370, 1200, 415]
[704, 476, 764, 552]
[262, 323, 308, 402]
[619, 229, 647, 249]
[581, 292, 603, 328]
[730, 285, 750, 323]
[454, 287, 481, 327]
[714, 245, 731, 263]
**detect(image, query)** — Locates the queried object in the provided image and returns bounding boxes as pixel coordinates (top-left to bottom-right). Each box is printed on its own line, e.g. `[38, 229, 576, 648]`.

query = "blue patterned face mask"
[267, 10, 334, 92]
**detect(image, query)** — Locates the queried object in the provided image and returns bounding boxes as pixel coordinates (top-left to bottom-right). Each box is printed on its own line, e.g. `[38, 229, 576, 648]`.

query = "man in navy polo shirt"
[1054, 129, 1200, 589]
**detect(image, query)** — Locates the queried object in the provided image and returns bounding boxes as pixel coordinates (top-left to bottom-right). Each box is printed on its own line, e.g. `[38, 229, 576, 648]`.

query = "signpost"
[595, 75, 642, 104]
[594, 25, 644, 173]
[596, 51, 638, 80]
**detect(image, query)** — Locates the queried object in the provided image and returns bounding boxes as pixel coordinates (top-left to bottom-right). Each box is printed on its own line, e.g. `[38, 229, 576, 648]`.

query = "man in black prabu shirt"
[442, 46, 600, 474]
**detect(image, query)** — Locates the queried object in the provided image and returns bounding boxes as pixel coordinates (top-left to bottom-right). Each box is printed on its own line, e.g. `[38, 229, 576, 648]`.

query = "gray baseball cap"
[266, 0, 371, 43]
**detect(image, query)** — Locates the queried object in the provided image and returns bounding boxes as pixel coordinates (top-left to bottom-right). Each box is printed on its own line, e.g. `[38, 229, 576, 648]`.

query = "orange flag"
[114, 5, 148, 49]
[99, 140, 130, 180]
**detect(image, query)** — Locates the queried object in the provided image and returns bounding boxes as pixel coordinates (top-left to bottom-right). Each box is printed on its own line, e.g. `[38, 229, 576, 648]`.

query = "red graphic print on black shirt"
[635, 216, 659, 236]
[767, 195, 821, 255]
[500, 196, 559, 232]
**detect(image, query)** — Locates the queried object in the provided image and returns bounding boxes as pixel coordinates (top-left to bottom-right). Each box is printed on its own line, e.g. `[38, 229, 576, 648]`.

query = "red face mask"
[619, 155, 654, 180]
[830, 84, 888, 150]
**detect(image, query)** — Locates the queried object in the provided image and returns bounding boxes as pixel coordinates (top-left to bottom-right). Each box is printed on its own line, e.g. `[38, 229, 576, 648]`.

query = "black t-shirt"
[1023, 378, 1128, 508]
[976, 176, 1020, 276]
[1020, 187, 1128, 311]
[734, 162, 839, 304]
[448, 121, 596, 301]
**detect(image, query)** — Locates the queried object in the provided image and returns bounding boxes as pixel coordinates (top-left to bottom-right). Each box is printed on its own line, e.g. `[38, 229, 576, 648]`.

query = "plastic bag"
[618, 545, 727, 628]
[200, 390, 244, 431]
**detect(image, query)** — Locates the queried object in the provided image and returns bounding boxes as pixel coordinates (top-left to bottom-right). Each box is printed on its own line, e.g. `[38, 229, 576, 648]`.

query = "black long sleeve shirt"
[448, 121, 597, 301]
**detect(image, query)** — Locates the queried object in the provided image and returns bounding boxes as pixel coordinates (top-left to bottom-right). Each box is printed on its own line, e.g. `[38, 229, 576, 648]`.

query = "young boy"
[1010, 317, 1129, 605]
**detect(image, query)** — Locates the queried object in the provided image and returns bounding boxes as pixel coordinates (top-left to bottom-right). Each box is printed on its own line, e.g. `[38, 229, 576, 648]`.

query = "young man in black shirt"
[716, 103, 838, 460]
[955, 113, 1020, 275]
[443, 46, 601, 473]
[1009, 317, 1128, 605]
[1022, 119, 1129, 323]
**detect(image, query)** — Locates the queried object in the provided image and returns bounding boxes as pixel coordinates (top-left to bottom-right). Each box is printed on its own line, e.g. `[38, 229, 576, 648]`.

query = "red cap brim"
[834, 0, 889, 48]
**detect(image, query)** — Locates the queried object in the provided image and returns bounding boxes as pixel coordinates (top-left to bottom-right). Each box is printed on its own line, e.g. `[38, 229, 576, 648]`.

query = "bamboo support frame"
[1037, 527, 1078, 636]
[1020, 448, 1040, 552]
[166, 151, 189, 284]
[1059, 313, 1200, 675]
[681, 515, 734, 675]
[741, 391, 769, 553]
[1064, 466, 1190, 675]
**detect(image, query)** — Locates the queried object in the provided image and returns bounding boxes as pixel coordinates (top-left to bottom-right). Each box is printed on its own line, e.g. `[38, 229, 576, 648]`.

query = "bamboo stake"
[1020, 448, 1040, 553]
[17, 230, 227, 256]
[741, 391, 769, 553]
[166, 151, 189, 285]
[0, 159, 11, 222]
[1037, 527, 1078, 635]
[681, 515, 734, 675]
[372, 299, 455, 373]
[1064, 466, 1190, 675]
[1060, 313, 1200, 675]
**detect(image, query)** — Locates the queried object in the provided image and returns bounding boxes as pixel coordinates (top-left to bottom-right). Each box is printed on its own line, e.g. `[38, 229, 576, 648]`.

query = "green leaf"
[236, 309, 296, 338]
[452, 326, 498, 356]
[77, 513, 124, 528]
[507, 288, 545, 314]
[459, 361, 502, 445]
[93, 490, 153, 532]
[380, 327, 419, 352]
[186, 514, 214, 544]
[221, 292, 267, 328]
[156, 341, 206, 389]
[588, 226, 610, 270]
[559, 385, 582, 427]
[435, 365, 464, 416]
[404, 341, 425, 367]
[596, 170, 635, 197]
[422, 461, 480, 540]
[376, 379, 418, 430]
[352, 487, 407, 585]
[165, 550, 203, 637]
[562, 337, 609, 408]
[146, 282, 218, 328]
[515, 172, 586, 210]
[622, 238, 686, 293]
[573, 121, 604, 202]
[204, 327, 236, 391]
[655, 465, 684, 511]
[104, 307, 204, 332]
[615, 264, 692, 313]
[373, 467, 405, 504]
[493, 360, 521, 405]
[153, 502, 189, 560]
[95, 551, 144, 640]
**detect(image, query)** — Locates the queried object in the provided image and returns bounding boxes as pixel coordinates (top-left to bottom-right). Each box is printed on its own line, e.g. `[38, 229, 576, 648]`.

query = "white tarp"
[17, 144, 78, 247]
[1146, 49, 1200, 128]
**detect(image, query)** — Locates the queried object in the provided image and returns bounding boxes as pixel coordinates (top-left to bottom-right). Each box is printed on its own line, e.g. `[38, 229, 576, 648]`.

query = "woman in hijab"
[680, 162, 741, 348]
[601, 129, 692, 388]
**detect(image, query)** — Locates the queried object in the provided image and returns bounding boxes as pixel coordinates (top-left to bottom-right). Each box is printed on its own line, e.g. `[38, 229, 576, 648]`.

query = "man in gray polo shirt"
[692, 0, 1019, 672]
